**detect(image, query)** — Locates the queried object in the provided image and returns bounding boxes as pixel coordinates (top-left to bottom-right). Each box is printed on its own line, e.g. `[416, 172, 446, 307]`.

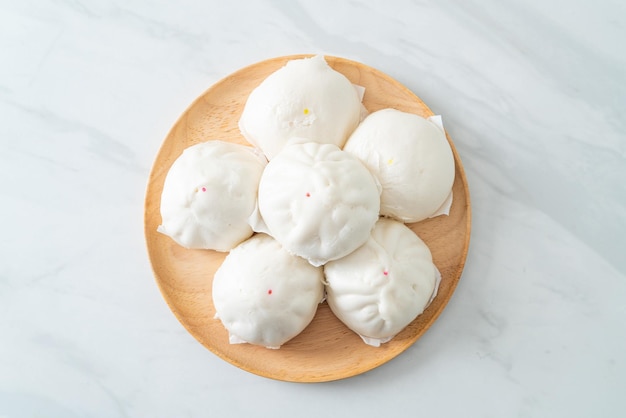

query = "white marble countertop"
[2, 0, 625, 416]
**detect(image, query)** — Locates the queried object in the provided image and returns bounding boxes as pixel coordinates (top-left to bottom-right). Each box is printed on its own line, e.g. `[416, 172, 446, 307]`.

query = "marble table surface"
[1, 0, 625, 417]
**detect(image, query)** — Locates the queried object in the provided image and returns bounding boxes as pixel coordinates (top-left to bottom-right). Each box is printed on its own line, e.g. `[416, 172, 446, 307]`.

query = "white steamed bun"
[343, 108, 455, 223]
[258, 142, 381, 267]
[212, 233, 324, 349]
[324, 218, 440, 347]
[239, 55, 362, 160]
[158, 140, 266, 251]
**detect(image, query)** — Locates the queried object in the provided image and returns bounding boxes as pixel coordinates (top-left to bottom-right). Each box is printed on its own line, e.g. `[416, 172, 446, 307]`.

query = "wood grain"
[144, 55, 471, 382]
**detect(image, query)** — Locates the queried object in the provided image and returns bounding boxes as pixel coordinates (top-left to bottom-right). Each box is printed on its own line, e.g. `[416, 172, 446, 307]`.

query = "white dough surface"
[258, 142, 381, 266]
[212, 234, 324, 349]
[239, 55, 362, 159]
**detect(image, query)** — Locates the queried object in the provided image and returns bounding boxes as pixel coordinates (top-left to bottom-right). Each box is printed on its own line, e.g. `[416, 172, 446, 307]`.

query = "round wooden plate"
[144, 55, 471, 382]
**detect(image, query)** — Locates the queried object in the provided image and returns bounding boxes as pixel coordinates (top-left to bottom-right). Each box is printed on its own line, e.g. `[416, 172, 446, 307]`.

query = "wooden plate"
[144, 55, 471, 382]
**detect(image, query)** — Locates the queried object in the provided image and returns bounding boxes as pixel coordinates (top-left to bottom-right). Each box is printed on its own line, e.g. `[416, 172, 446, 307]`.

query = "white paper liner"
[247, 200, 271, 235]
[427, 114, 444, 133]
[429, 190, 453, 218]
[359, 335, 393, 347]
[228, 333, 247, 345]
[227, 332, 280, 349]
[217, 312, 282, 348]
[426, 114, 453, 219]
[429, 266, 443, 305]
[357, 266, 443, 348]
[353, 84, 369, 123]
[353, 84, 366, 102]
[359, 104, 369, 123]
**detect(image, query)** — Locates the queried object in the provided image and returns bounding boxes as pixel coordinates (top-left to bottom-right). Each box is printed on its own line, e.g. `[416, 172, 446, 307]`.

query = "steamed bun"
[158, 140, 266, 251]
[239, 55, 362, 160]
[212, 233, 324, 349]
[258, 142, 381, 267]
[343, 108, 455, 223]
[324, 218, 439, 347]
